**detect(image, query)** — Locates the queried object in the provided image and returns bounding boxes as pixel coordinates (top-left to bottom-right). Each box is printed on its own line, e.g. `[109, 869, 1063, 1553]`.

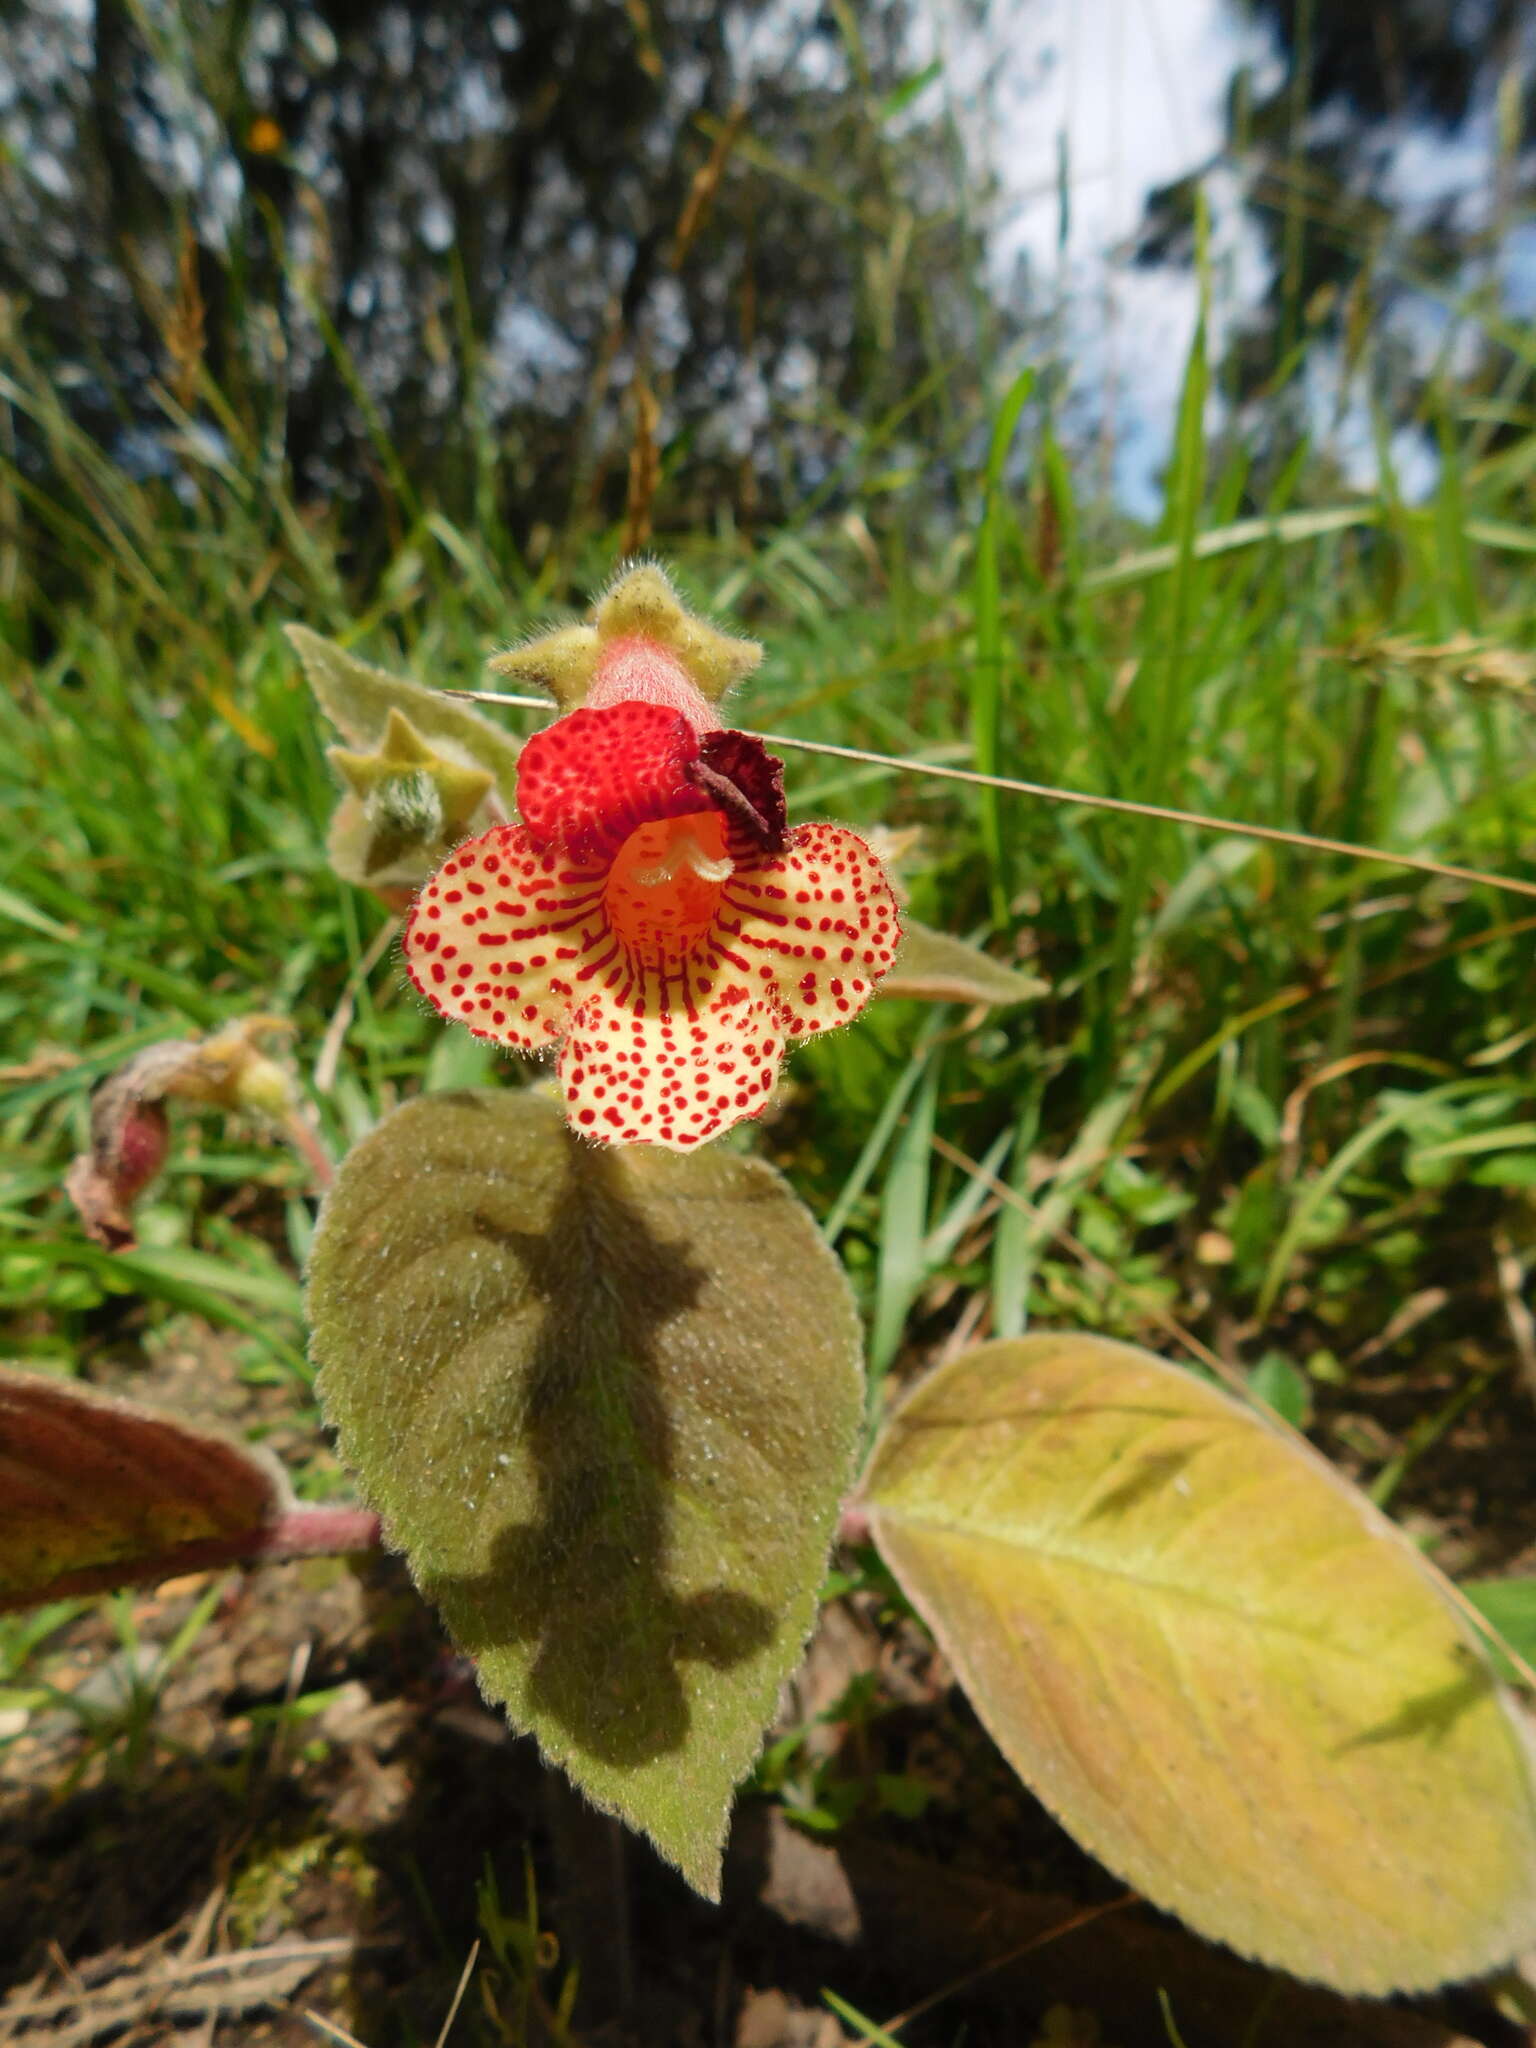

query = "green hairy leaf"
[0, 1365, 290, 1612]
[307, 1088, 863, 1894]
[878, 920, 1046, 1007]
[862, 1333, 1536, 1995]
[285, 623, 523, 799]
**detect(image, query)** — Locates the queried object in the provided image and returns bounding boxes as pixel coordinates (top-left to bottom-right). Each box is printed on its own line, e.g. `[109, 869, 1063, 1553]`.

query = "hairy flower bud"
[65, 1018, 309, 1247]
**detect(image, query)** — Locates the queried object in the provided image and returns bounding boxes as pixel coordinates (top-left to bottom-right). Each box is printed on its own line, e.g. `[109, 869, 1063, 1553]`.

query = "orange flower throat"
[603, 813, 732, 969]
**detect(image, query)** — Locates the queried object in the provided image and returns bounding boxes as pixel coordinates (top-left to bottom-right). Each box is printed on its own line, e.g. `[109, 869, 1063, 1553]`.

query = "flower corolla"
[403, 570, 901, 1149]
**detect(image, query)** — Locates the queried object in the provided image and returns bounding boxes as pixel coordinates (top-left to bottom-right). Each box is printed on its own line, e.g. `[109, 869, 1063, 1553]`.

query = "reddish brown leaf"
[0, 1368, 378, 1613]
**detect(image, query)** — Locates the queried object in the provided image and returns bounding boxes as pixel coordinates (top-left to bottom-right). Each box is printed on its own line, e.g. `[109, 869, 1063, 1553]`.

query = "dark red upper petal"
[515, 700, 711, 862]
[687, 730, 787, 854]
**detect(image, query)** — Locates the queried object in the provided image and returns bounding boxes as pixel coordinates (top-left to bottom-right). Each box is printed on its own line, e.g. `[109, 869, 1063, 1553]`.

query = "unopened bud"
[65, 1018, 307, 1248]
[362, 769, 446, 875]
[231, 1051, 298, 1122]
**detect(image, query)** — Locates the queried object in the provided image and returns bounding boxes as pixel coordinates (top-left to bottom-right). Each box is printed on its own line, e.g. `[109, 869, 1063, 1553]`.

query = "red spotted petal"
[559, 979, 784, 1150]
[719, 823, 902, 1037]
[402, 824, 607, 1049]
[516, 701, 709, 862]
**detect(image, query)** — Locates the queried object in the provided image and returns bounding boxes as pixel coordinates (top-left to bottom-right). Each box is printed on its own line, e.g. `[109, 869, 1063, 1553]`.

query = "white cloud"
[953, 0, 1280, 511]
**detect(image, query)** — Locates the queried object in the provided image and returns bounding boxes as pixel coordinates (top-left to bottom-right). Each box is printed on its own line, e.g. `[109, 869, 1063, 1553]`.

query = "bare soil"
[3, 1320, 1534, 2048]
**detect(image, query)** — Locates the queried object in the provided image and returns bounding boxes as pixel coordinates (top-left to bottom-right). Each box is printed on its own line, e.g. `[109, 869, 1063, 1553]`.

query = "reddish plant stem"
[0, 1505, 384, 1615]
[281, 1109, 337, 1191]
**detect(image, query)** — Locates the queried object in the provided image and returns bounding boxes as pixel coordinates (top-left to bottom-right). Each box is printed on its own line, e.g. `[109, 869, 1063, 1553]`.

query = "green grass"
[4, 293, 1536, 1543]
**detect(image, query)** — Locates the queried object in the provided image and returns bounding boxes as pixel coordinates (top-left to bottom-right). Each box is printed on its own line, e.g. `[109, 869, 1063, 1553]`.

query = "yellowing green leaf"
[0, 1365, 291, 1612]
[307, 1088, 863, 1894]
[285, 624, 522, 801]
[878, 921, 1046, 1007]
[862, 1333, 1536, 1994]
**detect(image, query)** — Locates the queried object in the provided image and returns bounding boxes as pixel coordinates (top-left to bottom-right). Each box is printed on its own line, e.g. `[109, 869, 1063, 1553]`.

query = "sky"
[952, 0, 1527, 515]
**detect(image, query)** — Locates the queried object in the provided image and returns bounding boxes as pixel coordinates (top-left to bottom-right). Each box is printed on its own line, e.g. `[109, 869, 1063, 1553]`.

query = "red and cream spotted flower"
[402, 569, 901, 1150]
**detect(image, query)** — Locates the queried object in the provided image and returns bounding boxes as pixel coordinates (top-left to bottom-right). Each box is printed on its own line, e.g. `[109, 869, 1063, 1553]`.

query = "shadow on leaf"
[417, 1133, 776, 1768]
[1333, 1658, 1493, 1755]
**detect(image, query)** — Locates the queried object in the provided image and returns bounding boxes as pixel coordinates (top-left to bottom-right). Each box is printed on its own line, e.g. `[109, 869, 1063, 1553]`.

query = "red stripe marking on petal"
[721, 824, 901, 1039]
[602, 812, 732, 975]
[403, 823, 609, 1053]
